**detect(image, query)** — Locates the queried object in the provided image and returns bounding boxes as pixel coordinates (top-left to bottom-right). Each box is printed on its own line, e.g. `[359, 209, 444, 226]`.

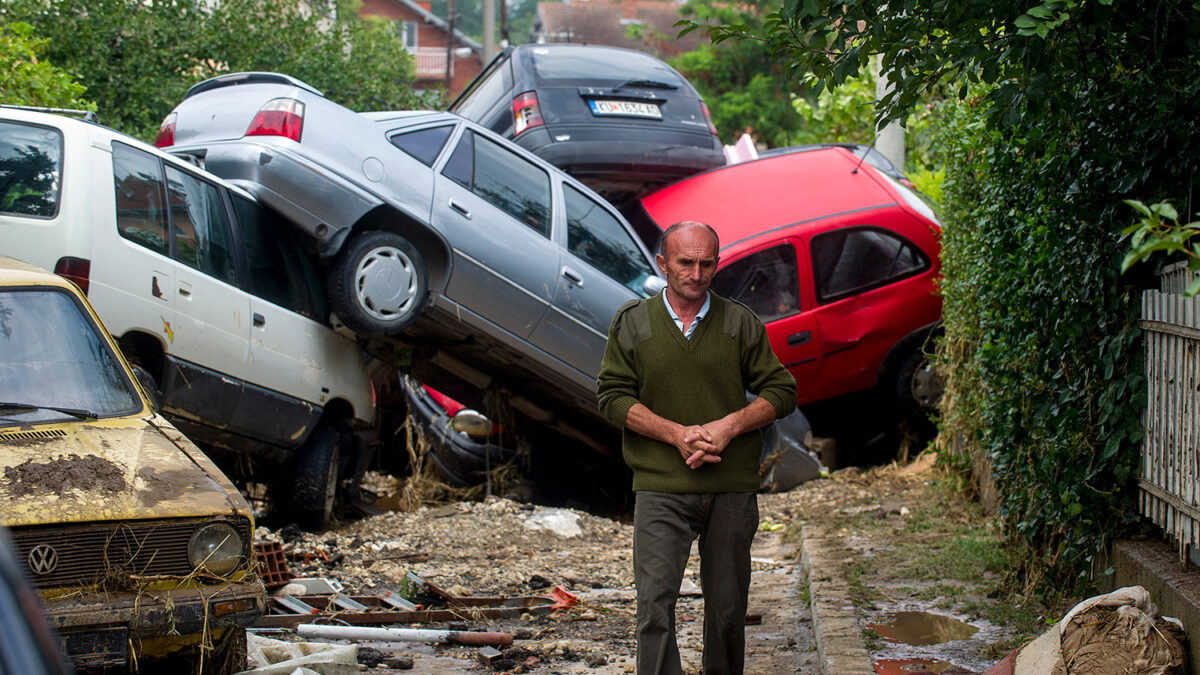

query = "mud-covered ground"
[253, 456, 1036, 674]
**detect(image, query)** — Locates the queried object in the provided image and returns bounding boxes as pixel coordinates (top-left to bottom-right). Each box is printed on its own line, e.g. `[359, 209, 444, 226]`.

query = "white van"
[0, 106, 375, 528]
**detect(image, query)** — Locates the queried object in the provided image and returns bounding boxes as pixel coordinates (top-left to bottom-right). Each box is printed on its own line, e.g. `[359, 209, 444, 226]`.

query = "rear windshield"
[530, 48, 685, 87]
[0, 120, 62, 218]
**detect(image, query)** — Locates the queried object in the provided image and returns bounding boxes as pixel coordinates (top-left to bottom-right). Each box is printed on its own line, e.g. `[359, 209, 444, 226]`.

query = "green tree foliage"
[0, 22, 93, 110]
[691, 0, 1200, 593]
[2, 0, 429, 142]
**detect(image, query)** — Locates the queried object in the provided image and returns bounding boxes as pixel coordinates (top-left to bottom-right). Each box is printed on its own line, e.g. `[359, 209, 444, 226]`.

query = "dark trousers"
[633, 490, 759, 675]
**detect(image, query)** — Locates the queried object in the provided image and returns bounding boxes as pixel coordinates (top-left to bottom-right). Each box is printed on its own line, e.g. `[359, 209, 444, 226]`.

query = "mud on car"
[0, 255, 264, 672]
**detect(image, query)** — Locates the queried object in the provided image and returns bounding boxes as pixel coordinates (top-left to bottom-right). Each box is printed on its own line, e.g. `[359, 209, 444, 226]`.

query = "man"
[597, 221, 798, 675]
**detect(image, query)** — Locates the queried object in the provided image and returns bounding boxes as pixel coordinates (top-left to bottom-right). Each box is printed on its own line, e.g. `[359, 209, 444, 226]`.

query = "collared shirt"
[662, 291, 711, 339]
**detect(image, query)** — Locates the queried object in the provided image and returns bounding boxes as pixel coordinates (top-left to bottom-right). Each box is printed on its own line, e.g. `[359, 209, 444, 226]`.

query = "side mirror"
[642, 276, 667, 296]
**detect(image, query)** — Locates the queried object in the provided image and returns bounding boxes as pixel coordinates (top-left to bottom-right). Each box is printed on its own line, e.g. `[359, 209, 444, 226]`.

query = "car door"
[710, 241, 824, 402]
[99, 142, 178, 349]
[431, 128, 560, 341]
[806, 221, 933, 399]
[535, 182, 657, 379]
[159, 162, 249, 425]
[231, 192, 327, 445]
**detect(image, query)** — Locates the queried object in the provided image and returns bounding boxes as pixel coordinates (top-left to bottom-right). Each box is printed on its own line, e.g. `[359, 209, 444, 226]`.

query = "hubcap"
[910, 358, 944, 409]
[354, 246, 418, 321]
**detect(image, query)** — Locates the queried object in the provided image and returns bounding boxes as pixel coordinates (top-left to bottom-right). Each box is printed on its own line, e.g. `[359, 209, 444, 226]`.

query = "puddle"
[868, 611, 978, 646]
[874, 658, 971, 674]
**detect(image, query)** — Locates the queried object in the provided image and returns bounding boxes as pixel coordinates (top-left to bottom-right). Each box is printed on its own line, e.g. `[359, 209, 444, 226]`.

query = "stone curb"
[799, 526, 875, 675]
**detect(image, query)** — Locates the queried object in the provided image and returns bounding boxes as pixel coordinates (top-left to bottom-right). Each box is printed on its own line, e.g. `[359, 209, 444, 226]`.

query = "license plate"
[588, 99, 662, 119]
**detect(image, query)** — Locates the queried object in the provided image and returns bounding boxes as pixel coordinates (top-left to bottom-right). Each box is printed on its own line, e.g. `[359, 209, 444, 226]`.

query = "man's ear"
[656, 253, 667, 275]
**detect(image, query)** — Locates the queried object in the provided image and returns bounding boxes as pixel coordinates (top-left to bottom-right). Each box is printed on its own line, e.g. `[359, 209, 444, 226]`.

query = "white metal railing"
[1141, 261, 1200, 564]
[413, 47, 450, 79]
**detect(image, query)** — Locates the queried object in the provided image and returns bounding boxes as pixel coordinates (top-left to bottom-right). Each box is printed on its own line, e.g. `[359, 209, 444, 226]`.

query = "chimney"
[621, 0, 637, 20]
[417, 1, 432, 11]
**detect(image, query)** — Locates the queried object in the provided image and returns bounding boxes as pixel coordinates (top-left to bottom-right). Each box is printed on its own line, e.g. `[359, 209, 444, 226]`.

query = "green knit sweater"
[597, 292, 798, 493]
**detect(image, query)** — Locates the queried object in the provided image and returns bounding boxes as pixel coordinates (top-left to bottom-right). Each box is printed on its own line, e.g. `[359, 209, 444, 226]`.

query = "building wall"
[359, 0, 483, 98]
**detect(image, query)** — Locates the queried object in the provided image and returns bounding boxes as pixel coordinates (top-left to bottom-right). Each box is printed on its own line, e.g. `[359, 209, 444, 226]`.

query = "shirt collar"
[662, 291, 711, 338]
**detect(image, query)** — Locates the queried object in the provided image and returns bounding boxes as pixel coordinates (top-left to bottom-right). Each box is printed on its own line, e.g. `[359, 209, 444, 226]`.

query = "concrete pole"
[483, 0, 496, 61]
[445, 0, 456, 92]
[873, 54, 905, 173]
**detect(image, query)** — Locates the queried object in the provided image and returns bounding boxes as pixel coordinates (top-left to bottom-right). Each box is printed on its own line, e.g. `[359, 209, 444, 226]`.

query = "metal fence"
[413, 48, 449, 79]
[1141, 261, 1200, 564]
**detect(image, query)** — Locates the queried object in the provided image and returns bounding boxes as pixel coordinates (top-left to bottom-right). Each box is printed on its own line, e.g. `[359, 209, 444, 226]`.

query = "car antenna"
[850, 137, 875, 176]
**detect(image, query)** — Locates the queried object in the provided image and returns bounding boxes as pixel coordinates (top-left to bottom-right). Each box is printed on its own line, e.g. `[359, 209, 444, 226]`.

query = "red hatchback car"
[631, 146, 943, 416]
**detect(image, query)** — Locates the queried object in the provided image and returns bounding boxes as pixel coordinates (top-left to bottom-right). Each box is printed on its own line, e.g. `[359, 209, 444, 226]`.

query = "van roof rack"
[0, 104, 99, 123]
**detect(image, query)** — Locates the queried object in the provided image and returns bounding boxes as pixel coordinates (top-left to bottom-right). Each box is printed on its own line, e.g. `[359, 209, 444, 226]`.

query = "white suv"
[0, 106, 375, 528]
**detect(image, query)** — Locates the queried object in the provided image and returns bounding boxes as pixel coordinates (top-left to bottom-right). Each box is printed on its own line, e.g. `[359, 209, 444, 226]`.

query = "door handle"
[787, 331, 812, 347]
[562, 266, 584, 287]
[253, 312, 265, 327]
[448, 198, 471, 218]
[178, 281, 192, 298]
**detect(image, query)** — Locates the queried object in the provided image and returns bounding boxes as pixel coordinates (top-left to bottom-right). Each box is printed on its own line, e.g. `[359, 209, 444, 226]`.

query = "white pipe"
[296, 623, 513, 647]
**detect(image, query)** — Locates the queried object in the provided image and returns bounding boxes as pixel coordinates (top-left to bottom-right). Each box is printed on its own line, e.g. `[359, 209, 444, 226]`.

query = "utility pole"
[500, 0, 509, 45]
[445, 0, 456, 92]
[483, 0, 496, 61]
[873, 54, 905, 173]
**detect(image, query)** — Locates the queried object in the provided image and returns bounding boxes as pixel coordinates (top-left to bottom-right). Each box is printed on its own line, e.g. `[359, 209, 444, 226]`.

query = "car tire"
[292, 426, 341, 530]
[894, 348, 943, 413]
[327, 231, 426, 336]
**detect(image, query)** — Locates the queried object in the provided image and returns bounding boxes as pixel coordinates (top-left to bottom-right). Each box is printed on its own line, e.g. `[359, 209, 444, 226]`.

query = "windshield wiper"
[0, 401, 97, 420]
[614, 79, 679, 90]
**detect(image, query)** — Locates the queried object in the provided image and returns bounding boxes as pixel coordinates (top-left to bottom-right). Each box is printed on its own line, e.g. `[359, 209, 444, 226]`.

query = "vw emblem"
[27, 545, 58, 575]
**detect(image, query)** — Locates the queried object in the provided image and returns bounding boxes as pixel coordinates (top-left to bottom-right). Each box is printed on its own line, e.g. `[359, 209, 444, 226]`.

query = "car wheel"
[292, 426, 341, 530]
[895, 348, 943, 413]
[328, 231, 426, 336]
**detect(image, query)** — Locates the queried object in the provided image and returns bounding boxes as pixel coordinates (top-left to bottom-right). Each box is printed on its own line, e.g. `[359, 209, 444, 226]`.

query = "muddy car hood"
[0, 415, 248, 527]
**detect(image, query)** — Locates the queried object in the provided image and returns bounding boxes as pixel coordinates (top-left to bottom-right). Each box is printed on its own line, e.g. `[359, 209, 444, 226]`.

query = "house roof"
[533, 0, 705, 58]
[378, 0, 484, 51]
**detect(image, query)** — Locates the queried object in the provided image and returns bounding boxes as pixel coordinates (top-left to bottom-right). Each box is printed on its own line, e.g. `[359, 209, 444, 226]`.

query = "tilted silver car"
[157, 72, 667, 454]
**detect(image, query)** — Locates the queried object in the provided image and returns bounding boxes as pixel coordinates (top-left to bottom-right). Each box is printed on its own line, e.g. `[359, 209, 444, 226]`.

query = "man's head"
[656, 221, 720, 304]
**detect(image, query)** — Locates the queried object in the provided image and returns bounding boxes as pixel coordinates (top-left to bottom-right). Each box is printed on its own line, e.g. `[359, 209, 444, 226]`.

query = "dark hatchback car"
[449, 43, 725, 204]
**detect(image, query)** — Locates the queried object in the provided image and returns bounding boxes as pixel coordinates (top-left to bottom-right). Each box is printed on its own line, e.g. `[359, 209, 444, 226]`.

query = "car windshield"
[530, 48, 685, 87]
[0, 288, 141, 427]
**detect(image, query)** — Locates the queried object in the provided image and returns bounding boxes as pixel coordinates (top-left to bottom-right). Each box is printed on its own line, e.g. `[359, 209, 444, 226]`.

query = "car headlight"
[451, 409, 492, 439]
[188, 522, 245, 576]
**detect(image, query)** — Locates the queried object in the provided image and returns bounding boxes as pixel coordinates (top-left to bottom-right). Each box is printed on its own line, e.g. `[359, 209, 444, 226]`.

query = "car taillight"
[512, 91, 543, 137]
[699, 100, 718, 136]
[54, 257, 91, 295]
[246, 98, 305, 142]
[154, 112, 176, 148]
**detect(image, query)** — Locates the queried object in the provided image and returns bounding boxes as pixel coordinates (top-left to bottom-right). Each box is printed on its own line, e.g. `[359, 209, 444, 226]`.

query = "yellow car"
[0, 255, 265, 672]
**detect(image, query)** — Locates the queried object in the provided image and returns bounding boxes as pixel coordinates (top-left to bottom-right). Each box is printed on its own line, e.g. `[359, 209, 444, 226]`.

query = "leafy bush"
[0, 22, 92, 110]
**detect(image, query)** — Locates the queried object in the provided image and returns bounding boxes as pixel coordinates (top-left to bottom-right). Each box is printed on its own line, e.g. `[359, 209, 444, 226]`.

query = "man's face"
[656, 226, 719, 303]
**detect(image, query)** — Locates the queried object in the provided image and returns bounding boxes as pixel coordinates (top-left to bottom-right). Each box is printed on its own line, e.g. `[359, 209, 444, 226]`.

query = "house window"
[396, 20, 418, 50]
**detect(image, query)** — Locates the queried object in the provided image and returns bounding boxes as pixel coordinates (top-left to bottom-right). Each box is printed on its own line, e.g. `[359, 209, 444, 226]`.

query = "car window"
[390, 126, 454, 167]
[233, 194, 326, 321]
[811, 227, 928, 303]
[444, 130, 551, 237]
[530, 48, 685, 86]
[711, 244, 800, 322]
[452, 57, 513, 122]
[564, 184, 654, 294]
[0, 120, 62, 218]
[113, 142, 170, 256]
[0, 288, 140, 425]
[165, 165, 238, 285]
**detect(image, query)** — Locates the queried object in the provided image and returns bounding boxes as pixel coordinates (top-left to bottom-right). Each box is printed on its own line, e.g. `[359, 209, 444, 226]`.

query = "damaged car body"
[0, 256, 264, 671]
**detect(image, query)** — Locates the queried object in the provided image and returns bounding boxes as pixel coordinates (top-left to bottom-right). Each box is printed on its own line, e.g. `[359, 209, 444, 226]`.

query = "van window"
[165, 166, 238, 285]
[811, 227, 928, 303]
[711, 245, 800, 322]
[0, 120, 62, 218]
[564, 184, 654, 294]
[113, 142, 170, 256]
[233, 194, 325, 321]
